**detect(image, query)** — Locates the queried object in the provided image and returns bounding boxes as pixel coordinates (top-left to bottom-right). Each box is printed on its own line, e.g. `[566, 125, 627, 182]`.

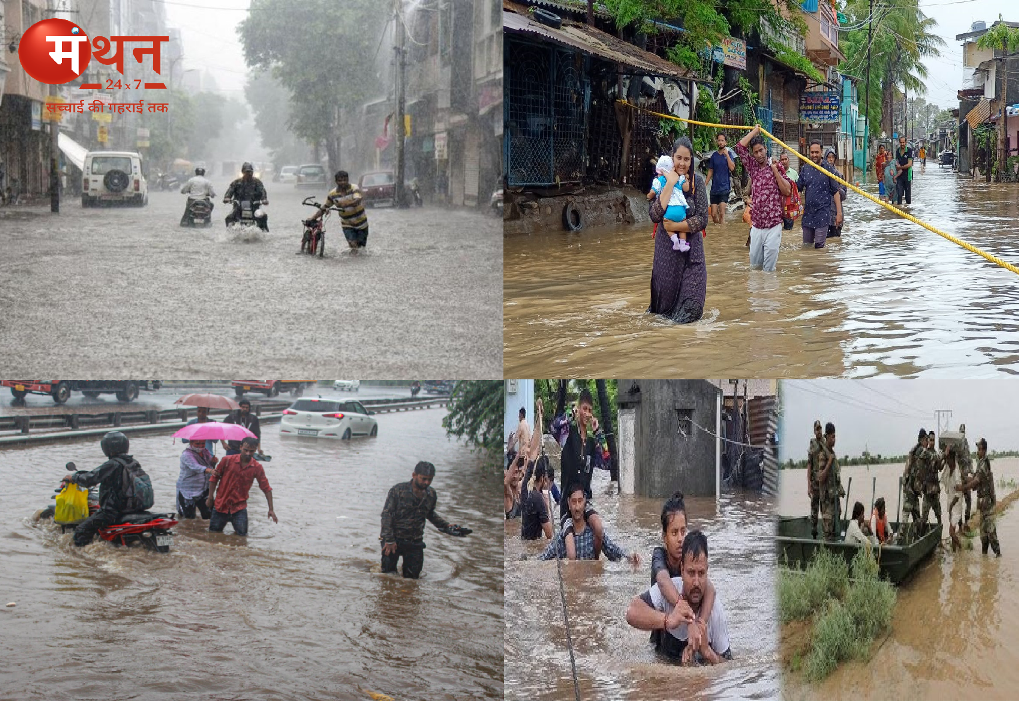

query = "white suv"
[82, 151, 147, 207]
[334, 380, 360, 392]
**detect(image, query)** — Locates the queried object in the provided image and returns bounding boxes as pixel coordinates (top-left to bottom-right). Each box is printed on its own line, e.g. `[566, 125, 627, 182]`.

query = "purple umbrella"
[173, 421, 256, 442]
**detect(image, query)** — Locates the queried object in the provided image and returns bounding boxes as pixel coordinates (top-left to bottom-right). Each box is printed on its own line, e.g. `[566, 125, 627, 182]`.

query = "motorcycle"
[38, 462, 179, 553]
[227, 198, 268, 232]
[184, 197, 213, 227]
[490, 188, 503, 217]
[155, 172, 180, 192]
[408, 178, 423, 207]
[410, 382, 421, 397]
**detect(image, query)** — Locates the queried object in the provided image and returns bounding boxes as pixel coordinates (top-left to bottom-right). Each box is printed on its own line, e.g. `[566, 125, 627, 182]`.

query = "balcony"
[803, 0, 844, 67]
[760, 16, 805, 56]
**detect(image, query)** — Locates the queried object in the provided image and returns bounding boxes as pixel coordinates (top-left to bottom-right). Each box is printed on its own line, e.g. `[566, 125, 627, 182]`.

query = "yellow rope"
[618, 100, 1019, 276]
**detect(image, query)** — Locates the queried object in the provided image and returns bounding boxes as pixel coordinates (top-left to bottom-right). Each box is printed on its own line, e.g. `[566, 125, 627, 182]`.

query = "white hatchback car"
[333, 380, 360, 392]
[280, 398, 377, 439]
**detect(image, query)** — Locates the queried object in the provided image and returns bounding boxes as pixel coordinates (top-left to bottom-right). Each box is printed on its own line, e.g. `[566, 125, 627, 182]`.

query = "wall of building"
[617, 380, 719, 499]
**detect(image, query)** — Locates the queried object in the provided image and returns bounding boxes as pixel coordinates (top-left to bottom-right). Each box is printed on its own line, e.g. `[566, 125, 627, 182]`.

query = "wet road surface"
[505, 470, 777, 701]
[0, 186, 502, 376]
[504, 167, 1019, 377]
[779, 460, 1019, 700]
[0, 408, 503, 701]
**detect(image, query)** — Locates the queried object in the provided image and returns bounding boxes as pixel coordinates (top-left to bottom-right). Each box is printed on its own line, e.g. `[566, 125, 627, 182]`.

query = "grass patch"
[781, 548, 896, 683]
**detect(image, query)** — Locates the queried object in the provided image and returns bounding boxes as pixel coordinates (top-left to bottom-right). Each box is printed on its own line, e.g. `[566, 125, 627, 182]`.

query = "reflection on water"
[779, 461, 1019, 700]
[505, 471, 778, 701]
[504, 168, 1019, 377]
[0, 409, 502, 701]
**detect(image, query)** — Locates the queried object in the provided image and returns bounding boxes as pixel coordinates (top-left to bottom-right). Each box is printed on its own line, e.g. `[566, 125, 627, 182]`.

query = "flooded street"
[0, 408, 503, 701]
[0, 188, 502, 376]
[504, 167, 1019, 377]
[505, 470, 778, 701]
[778, 460, 1019, 700]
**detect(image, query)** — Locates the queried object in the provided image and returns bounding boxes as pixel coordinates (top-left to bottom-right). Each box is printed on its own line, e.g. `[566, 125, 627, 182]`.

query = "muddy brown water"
[504, 470, 778, 701]
[778, 459, 1019, 700]
[504, 167, 1019, 377]
[0, 408, 502, 701]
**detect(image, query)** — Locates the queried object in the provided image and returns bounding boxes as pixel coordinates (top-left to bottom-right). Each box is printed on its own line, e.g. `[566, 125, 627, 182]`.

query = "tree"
[238, 0, 386, 173]
[245, 70, 314, 165]
[442, 381, 504, 468]
[976, 15, 1019, 180]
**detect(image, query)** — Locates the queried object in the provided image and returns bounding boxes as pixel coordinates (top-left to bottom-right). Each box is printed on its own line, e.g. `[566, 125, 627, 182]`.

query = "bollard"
[147, 410, 159, 424]
[113, 412, 122, 427]
[67, 415, 80, 430]
[255, 405, 262, 416]
[178, 409, 188, 422]
[17, 416, 29, 434]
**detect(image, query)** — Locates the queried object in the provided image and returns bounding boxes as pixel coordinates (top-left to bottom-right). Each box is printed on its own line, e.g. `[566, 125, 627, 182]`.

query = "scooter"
[183, 197, 213, 227]
[38, 462, 178, 553]
[155, 172, 180, 192]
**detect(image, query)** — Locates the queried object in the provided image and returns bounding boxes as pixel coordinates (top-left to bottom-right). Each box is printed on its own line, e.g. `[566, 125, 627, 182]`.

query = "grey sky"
[779, 379, 1016, 460]
[162, 0, 251, 95]
[918, 0, 1005, 109]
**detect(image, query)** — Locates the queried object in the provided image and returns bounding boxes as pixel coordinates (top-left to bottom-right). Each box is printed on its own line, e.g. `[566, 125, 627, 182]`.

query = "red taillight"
[134, 179, 140, 192]
[283, 409, 297, 415]
[83, 179, 88, 191]
[322, 413, 345, 419]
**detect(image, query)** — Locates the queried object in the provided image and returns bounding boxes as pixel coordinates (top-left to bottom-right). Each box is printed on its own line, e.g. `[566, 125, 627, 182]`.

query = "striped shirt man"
[324, 184, 368, 231]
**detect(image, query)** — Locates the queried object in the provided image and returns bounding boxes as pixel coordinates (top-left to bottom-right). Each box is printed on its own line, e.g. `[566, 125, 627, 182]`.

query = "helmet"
[100, 431, 129, 458]
[195, 167, 205, 176]
[241, 162, 254, 173]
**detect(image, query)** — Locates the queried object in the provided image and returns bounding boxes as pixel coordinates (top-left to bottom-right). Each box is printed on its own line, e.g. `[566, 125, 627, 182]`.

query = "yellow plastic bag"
[54, 483, 89, 524]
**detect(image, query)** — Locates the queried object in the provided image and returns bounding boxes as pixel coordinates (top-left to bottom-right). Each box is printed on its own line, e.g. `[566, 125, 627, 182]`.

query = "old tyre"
[563, 201, 583, 231]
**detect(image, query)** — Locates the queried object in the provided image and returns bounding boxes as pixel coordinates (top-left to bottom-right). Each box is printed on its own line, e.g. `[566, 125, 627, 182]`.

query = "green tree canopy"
[443, 381, 504, 468]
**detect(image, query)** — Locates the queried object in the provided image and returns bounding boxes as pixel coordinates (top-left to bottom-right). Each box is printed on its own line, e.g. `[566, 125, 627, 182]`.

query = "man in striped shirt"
[307, 170, 369, 251]
[538, 482, 640, 565]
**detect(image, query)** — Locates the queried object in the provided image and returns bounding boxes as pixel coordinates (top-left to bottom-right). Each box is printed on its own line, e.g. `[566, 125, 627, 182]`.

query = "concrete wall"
[503, 187, 642, 236]
[618, 406, 636, 495]
[618, 380, 719, 499]
[503, 379, 534, 451]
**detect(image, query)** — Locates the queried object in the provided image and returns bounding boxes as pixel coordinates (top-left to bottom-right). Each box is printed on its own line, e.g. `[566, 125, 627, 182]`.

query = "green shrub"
[804, 600, 856, 682]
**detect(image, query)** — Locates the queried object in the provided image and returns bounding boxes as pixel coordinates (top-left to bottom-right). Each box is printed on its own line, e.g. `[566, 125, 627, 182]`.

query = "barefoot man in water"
[380, 461, 472, 578]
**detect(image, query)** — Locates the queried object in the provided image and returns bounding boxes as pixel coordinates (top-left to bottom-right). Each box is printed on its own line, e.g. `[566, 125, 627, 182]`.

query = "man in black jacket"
[223, 162, 269, 231]
[221, 399, 261, 456]
[62, 431, 152, 546]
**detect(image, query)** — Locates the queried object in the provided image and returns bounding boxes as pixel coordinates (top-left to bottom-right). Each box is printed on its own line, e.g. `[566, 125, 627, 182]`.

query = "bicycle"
[300, 196, 341, 257]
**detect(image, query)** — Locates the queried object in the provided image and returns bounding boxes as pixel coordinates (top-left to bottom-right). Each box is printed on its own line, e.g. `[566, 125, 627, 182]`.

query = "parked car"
[280, 398, 378, 439]
[81, 151, 147, 207]
[333, 380, 360, 392]
[358, 170, 396, 207]
[276, 165, 299, 184]
[296, 164, 327, 189]
[422, 380, 455, 394]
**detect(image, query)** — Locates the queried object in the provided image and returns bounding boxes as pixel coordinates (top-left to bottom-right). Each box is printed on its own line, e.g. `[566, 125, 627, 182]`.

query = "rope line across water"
[617, 100, 1019, 277]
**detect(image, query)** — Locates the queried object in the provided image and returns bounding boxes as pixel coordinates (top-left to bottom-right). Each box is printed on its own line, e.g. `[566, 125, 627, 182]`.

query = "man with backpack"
[62, 431, 153, 547]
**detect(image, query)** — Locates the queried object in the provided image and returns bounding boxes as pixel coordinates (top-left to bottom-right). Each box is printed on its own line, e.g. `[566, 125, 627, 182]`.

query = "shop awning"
[503, 2, 694, 82]
[965, 98, 991, 129]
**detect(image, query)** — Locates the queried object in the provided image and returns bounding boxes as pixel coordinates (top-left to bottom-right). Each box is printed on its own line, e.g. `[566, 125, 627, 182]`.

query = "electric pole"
[863, 0, 873, 184]
[394, 0, 407, 208]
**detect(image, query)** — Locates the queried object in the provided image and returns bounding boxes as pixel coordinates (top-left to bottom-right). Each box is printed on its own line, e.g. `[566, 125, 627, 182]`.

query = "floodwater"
[505, 470, 778, 701]
[0, 188, 502, 376]
[0, 408, 503, 701]
[778, 460, 1019, 700]
[504, 166, 1019, 377]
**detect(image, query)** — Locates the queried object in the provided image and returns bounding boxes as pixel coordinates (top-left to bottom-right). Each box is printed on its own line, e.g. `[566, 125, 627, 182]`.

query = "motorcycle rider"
[179, 166, 216, 226]
[305, 169, 368, 251]
[60, 431, 153, 547]
[223, 162, 268, 231]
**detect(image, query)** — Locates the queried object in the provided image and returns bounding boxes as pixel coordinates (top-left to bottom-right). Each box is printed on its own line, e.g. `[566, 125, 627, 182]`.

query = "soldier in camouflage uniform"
[807, 419, 825, 539]
[901, 429, 927, 539]
[380, 461, 471, 578]
[920, 430, 943, 527]
[957, 438, 1000, 557]
[957, 424, 974, 526]
[817, 422, 842, 540]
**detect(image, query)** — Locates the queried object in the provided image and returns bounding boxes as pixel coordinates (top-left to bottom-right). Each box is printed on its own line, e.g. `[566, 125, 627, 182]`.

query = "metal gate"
[505, 38, 589, 186]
